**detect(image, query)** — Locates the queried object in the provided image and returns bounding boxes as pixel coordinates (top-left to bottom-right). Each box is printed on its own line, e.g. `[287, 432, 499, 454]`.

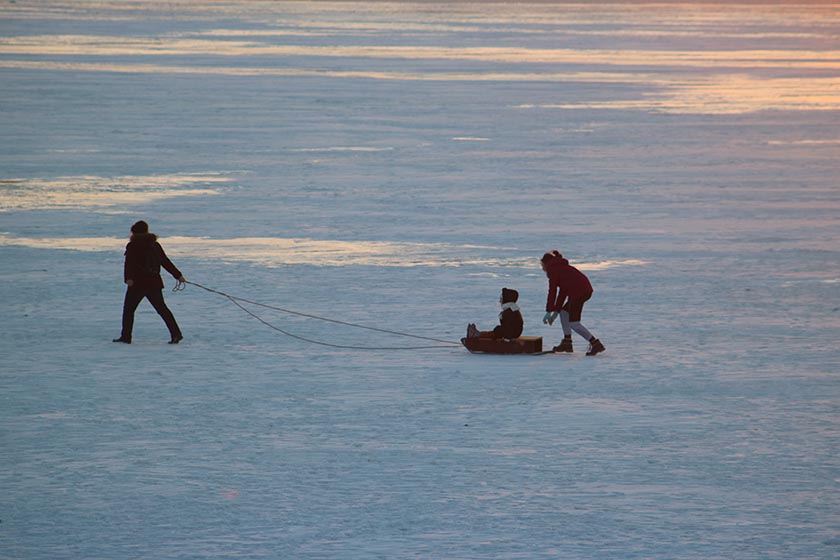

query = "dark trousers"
[563, 292, 592, 323]
[121, 287, 182, 341]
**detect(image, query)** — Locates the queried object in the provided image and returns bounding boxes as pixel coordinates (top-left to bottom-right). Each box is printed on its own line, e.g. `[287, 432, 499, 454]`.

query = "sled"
[462, 336, 543, 354]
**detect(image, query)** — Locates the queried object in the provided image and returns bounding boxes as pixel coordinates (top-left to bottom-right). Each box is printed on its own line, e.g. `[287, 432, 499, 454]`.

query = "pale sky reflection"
[0, 174, 229, 212]
[185, 26, 831, 41]
[3, 26, 840, 115]
[0, 60, 661, 84]
[0, 233, 646, 271]
[517, 75, 840, 114]
[4, 36, 840, 71]
[3, 1, 837, 28]
[4, 58, 837, 114]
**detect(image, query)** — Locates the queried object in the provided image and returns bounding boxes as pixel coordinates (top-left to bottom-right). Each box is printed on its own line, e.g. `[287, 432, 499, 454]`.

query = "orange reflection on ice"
[3, 35, 840, 71]
[0, 232, 648, 270]
[0, 174, 229, 212]
[519, 75, 840, 114]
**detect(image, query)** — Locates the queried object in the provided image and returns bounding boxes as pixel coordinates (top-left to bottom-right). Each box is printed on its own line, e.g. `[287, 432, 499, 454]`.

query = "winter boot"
[586, 338, 605, 356]
[553, 337, 573, 353]
[112, 337, 131, 344]
[467, 323, 480, 339]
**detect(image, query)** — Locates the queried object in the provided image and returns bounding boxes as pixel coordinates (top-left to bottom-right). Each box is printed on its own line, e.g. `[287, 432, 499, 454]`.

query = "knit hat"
[540, 250, 562, 265]
[131, 220, 149, 234]
[501, 287, 519, 303]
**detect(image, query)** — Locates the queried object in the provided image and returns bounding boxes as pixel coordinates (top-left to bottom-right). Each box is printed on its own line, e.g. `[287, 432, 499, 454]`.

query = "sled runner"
[461, 336, 543, 354]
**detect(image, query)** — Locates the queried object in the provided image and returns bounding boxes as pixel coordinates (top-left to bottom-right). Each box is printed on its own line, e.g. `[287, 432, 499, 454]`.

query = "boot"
[467, 323, 480, 339]
[586, 338, 605, 356]
[553, 337, 573, 353]
[168, 335, 184, 345]
[112, 337, 131, 344]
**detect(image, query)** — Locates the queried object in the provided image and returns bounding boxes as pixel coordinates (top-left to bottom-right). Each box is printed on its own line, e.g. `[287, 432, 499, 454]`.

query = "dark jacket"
[545, 256, 593, 312]
[495, 303, 524, 339]
[124, 233, 182, 290]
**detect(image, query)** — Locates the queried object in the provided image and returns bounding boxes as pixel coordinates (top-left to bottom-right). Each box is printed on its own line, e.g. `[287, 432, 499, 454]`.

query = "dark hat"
[501, 287, 519, 303]
[541, 250, 562, 265]
[131, 220, 149, 234]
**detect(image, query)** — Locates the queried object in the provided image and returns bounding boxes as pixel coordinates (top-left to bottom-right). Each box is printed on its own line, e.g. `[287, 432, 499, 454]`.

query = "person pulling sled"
[113, 220, 185, 345]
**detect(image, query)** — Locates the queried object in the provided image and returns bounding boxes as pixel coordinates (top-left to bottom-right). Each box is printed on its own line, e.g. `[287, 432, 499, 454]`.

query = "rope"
[181, 280, 462, 351]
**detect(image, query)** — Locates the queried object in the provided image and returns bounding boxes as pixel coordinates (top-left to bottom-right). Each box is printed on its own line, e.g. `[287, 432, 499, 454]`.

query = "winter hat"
[540, 250, 562, 265]
[501, 287, 519, 303]
[131, 220, 149, 234]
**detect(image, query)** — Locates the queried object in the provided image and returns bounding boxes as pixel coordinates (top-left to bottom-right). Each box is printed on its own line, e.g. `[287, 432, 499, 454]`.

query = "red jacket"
[124, 233, 182, 290]
[545, 257, 593, 312]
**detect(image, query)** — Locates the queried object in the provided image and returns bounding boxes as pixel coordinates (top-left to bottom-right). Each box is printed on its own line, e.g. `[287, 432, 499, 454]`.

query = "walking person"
[113, 220, 185, 344]
[541, 250, 605, 355]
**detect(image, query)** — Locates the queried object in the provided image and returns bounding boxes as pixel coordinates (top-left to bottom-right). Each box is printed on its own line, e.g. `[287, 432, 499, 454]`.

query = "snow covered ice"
[1, 1, 839, 558]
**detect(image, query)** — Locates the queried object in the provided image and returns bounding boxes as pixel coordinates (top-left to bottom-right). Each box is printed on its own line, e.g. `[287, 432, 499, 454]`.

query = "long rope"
[181, 280, 462, 350]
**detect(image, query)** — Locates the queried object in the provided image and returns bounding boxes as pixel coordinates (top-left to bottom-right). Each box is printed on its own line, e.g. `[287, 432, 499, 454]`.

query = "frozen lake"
[1, 1, 839, 558]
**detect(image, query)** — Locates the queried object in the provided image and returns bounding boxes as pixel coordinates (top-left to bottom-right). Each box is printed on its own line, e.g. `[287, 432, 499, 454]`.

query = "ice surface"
[1, 1, 839, 558]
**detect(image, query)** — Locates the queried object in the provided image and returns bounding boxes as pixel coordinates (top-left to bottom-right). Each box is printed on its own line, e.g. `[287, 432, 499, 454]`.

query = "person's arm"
[157, 243, 185, 281]
[124, 251, 130, 284]
[498, 308, 510, 331]
[499, 309, 514, 337]
[555, 284, 567, 312]
[543, 278, 561, 324]
[546, 278, 558, 312]
[123, 246, 135, 287]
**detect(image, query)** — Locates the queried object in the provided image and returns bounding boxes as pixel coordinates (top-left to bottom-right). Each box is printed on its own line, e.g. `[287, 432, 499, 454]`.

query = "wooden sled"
[462, 336, 544, 354]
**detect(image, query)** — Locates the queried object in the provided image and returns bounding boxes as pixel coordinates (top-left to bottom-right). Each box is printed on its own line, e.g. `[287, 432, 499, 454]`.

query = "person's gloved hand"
[543, 311, 558, 325]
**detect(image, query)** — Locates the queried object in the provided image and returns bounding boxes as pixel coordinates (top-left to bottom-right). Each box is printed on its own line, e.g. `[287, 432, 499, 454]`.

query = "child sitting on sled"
[464, 288, 524, 343]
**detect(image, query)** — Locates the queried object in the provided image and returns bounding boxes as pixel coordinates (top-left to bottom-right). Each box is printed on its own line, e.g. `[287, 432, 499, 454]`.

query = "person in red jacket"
[113, 220, 185, 344]
[541, 250, 605, 355]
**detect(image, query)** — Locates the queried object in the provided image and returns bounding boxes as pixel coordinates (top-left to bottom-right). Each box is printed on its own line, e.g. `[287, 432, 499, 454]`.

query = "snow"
[1, 1, 839, 558]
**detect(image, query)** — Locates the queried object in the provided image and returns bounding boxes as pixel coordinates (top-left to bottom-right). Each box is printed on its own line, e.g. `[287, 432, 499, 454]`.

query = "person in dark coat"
[465, 287, 524, 341]
[541, 250, 605, 355]
[113, 220, 185, 344]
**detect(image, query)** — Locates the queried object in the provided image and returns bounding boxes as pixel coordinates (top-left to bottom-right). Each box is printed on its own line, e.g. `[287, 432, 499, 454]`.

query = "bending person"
[541, 250, 605, 355]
